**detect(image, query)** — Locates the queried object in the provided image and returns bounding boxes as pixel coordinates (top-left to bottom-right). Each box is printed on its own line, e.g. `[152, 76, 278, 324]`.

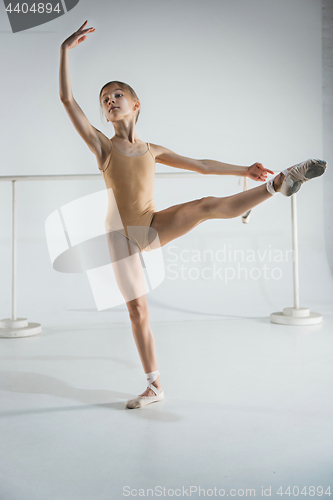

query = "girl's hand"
[247, 162, 275, 181]
[61, 20, 95, 50]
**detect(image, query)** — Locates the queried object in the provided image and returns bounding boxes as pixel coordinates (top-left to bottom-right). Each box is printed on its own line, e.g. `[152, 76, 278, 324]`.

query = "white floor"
[1, 315, 332, 500]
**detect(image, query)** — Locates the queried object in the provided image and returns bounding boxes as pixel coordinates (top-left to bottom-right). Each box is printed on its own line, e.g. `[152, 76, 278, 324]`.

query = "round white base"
[0, 318, 42, 338]
[270, 307, 323, 325]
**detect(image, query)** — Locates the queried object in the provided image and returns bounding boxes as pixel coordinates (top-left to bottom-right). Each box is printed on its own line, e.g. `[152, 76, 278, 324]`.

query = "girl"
[59, 21, 327, 409]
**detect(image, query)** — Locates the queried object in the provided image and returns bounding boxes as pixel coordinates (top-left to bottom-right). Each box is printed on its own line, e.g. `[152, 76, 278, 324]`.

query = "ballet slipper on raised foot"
[279, 158, 327, 196]
[241, 209, 251, 224]
[125, 369, 165, 409]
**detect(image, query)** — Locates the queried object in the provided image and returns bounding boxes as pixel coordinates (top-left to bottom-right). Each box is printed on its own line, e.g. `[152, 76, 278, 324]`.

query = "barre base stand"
[0, 318, 42, 338]
[270, 308, 322, 326]
[270, 194, 323, 326]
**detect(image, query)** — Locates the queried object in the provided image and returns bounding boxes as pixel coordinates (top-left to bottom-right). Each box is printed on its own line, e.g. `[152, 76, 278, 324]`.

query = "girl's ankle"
[273, 172, 285, 192]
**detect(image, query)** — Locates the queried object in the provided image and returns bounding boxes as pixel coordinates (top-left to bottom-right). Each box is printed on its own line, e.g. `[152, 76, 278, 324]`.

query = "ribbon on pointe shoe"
[125, 369, 164, 409]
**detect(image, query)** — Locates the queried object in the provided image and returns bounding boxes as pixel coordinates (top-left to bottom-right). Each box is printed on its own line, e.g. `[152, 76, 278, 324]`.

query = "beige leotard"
[99, 139, 156, 252]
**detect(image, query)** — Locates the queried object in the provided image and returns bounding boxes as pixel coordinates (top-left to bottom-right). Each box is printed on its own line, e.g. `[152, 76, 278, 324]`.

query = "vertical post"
[0, 179, 41, 337]
[291, 194, 300, 309]
[270, 191, 322, 324]
[12, 180, 17, 321]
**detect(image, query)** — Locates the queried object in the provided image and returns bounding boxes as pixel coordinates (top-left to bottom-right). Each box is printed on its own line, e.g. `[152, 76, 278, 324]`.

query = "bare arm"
[202, 159, 249, 176]
[153, 144, 274, 181]
[202, 159, 275, 180]
[153, 144, 205, 174]
[154, 144, 248, 175]
[59, 44, 74, 102]
[59, 21, 107, 159]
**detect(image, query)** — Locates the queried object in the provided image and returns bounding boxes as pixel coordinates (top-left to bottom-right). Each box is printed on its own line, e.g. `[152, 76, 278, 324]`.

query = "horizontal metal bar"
[0, 172, 204, 182]
[0, 171, 279, 182]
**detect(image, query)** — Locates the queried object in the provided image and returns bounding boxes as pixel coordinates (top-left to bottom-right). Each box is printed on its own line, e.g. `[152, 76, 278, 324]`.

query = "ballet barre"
[0, 172, 202, 338]
[0, 172, 322, 338]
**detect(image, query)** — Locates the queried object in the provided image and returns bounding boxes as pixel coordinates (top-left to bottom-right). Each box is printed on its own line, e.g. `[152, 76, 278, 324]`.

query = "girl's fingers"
[257, 165, 275, 175]
[260, 165, 274, 175]
[73, 28, 95, 41]
[78, 20, 88, 30]
[77, 21, 95, 33]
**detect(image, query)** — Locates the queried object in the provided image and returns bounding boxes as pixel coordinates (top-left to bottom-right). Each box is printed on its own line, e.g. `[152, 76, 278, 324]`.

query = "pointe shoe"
[241, 209, 251, 224]
[125, 390, 165, 409]
[280, 158, 327, 196]
[125, 369, 165, 409]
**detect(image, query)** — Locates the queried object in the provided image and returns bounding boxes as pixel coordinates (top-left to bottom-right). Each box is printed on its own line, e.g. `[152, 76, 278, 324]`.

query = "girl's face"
[101, 85, 139, 123]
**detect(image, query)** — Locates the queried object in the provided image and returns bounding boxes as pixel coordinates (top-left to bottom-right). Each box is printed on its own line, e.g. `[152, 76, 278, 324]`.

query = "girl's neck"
[112, 121, 139, 144]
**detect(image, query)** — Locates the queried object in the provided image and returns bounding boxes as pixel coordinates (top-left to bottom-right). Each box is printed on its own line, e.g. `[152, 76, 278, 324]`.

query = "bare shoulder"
[149, 143, 172, 163]
[148, 142, 189, 164]
[148, 142, 204, 173]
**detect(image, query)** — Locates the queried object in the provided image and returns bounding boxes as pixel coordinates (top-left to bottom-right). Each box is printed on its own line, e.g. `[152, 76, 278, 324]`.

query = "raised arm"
[59, 21, 108, 160]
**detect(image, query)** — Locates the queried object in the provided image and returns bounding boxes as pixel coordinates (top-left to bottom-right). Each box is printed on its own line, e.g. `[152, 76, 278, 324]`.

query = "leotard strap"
[147, 142, 155, 161]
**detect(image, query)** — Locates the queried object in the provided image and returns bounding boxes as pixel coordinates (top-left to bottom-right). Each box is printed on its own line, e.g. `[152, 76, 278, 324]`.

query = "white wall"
[0, 0, 332, 326]
[323, 0, 333, 275]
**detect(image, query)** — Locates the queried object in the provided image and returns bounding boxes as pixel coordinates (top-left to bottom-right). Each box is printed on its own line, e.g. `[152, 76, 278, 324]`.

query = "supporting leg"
[126, 296, 163, 398]
[105, 232, 162, 399]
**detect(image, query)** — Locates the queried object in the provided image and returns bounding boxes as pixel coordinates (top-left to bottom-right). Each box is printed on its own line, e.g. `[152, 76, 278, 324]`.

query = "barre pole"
[0, 181, 42, 338]
[270, 193, 322, 325]
[12, 180, 17, 321]
[291, 194, 300, 309]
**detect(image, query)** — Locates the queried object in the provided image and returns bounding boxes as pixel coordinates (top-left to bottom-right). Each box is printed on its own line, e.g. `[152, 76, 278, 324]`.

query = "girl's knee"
[127, 299, 149, 324]
[200, 196, 218, 219]
[201, 196, 233, 219]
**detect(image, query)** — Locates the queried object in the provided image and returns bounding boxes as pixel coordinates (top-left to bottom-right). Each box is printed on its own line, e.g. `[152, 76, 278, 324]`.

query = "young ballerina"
[59, 21, 327, 409]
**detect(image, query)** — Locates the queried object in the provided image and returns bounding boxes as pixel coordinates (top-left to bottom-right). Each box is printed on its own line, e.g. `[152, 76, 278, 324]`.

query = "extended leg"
[223, 158, 327, 216]
[207, 175, 284, 220]
[150, 173, 284, 249]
